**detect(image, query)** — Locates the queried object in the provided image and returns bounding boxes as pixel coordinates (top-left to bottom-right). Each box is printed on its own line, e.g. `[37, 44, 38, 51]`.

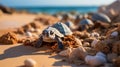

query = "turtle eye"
[50, 30, 54, 35]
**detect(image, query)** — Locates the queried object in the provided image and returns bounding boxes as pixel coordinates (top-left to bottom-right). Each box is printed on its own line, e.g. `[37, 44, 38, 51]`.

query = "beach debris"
[24, 58, 36, 67]
[35, 22, 73, 49]
[0, 32, 18, 44]
[85, 52, 107, 66]
[92, 13, 111, 23]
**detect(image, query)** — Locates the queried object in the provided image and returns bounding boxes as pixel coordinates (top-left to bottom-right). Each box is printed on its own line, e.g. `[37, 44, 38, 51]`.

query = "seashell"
[24, 58, 36, 67]
[83, 42, 90, 47]
[85, 52, 107, 66]
[26, 31, 33, 37]
[110, 31, 118, 37]
[29, 28, 35, 32]
[91, 39, 99, 48]
[90, 32, 100, 38]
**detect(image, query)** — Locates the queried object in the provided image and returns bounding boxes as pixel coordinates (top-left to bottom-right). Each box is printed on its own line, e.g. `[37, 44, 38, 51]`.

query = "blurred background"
[0, 0, 115, 14]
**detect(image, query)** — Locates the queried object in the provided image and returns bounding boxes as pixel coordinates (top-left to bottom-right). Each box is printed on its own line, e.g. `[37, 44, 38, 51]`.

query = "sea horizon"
[12, 6, 99, 14]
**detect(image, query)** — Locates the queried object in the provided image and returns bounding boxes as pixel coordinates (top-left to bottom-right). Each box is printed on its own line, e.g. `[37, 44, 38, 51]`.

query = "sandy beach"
[0, 13, 88, 67]
[1, 1, 120, 67]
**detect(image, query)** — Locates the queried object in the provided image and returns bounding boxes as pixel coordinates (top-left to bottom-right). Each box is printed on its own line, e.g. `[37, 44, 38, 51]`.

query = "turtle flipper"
[55, 36, 64, 50]
[35, 36, 43, 48]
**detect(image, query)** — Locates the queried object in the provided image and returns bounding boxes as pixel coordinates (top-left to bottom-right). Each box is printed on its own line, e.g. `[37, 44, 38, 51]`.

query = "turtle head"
[42, 29, 56, 39]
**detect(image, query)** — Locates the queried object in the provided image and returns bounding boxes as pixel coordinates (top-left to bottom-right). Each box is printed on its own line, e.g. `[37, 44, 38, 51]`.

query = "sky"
[0, 0, 116, 7]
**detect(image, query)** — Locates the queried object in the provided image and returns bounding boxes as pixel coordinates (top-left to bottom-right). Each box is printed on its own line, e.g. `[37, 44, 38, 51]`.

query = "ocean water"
[13, 6, 98, 14]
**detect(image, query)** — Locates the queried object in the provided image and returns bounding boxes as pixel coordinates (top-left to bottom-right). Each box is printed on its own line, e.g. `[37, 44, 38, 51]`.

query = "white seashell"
[85, 52, 107, 66]
[111, 31, 118, 37]
[91, 32, 100, 38]
[59, 48, 72, 57]
[26, 31, 33, 37]
[91, 39, 99, 48]
[29, 28, 35, 32]
[83, 42, 90, 47]
[24, 58, 36, 67]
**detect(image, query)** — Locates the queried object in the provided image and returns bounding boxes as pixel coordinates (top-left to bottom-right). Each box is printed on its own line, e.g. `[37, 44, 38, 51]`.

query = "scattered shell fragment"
[24, 58, 36, 67]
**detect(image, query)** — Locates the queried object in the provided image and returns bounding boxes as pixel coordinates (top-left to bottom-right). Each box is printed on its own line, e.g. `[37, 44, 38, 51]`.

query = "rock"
[98, 1, 120, 22]
[69, 46, 87, 62]
[59, 47, 72, 57]
[0, 5, 14, 14]
[24, 58, 36, 67]
[0, 32, 18, 44]
[85, 52, 107, 66]
[110, 31, 118, 37]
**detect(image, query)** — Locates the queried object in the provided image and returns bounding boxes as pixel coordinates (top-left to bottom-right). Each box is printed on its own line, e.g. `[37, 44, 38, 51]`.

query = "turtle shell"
[52, 22, 73, 35]
[45, 27, 64, 38]
[92, 13, 111, 23]
[79, 19, 94, 25]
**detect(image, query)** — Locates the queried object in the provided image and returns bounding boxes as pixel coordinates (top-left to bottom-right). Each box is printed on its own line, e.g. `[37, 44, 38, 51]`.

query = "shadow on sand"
[0, 45, 50, 60]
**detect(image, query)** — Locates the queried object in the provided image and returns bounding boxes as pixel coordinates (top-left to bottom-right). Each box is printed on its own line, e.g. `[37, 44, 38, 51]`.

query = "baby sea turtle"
[92, 13, 111, 23]
[35, 22, 73, 49]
